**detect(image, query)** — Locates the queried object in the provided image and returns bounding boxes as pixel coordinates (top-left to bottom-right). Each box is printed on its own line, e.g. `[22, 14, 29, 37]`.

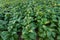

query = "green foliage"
[0, 0, 60, 40]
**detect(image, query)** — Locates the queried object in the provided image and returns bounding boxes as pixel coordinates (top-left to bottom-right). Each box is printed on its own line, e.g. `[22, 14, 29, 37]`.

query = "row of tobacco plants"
[0, 0, 60, 40]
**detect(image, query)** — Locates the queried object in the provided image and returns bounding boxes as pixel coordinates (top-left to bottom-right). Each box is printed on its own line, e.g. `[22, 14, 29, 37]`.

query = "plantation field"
[0, 0, 60, 40]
